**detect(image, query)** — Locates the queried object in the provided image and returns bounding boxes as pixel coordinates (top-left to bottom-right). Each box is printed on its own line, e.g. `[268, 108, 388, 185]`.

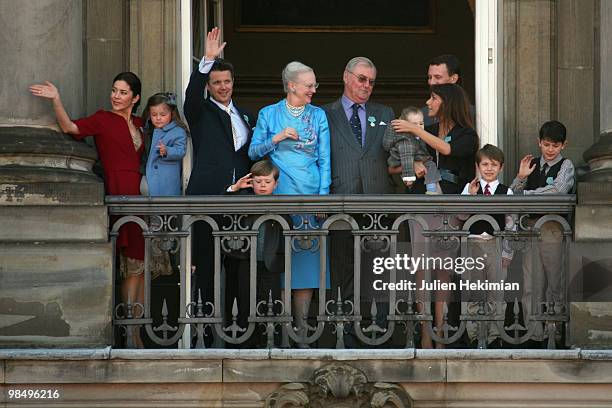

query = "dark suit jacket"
[224, 189, 288, 274]
[323, 98, 395, 194]
[184, 69, 255, 195]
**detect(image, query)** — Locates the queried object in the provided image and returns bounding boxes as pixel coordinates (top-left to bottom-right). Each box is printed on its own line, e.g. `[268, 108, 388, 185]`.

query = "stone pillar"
[570, 0, 612, 349]
[0, 1, 112, 347]
[502, 0, 555, 179]
[128, 0, 178, 105]
[0, 0, 84, 126]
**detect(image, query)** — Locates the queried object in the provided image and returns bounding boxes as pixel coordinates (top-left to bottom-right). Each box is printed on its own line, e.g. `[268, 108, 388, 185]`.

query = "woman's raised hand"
[204, 27, 227, 61]
[391, 119, 419, 134]
[29, 81, 59, 100]
[272, 127, 299, 144]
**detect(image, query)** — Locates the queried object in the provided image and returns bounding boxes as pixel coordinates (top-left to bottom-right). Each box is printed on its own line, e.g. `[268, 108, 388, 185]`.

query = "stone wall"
[2, 349, 612, 407]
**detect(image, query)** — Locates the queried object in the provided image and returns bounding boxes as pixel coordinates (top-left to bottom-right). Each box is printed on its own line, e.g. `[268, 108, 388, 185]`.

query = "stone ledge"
[4, 359, 223, 384]
[3, 349, 612, 385]
[416, 349, 581, 360]
[580, 350, 612, 360]
[3, 348, 609, 361]
[0, 181, 104, 205]
[269, 348, 416, 360]
[446, 359, 612, 383]
[0, 348, 111, 360]
[110, 349, 270, 360]
[0, 205, 108, 242]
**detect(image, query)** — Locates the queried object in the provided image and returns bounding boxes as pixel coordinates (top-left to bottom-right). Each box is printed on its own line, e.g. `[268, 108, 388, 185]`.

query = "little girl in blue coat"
[141, 92, 188, 196]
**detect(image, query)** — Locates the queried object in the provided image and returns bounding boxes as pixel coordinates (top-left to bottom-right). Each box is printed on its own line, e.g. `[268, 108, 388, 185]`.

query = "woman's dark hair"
[430, 83, 473, 130]
[141, 93, 190, 140]
[113, 71, 142, 112]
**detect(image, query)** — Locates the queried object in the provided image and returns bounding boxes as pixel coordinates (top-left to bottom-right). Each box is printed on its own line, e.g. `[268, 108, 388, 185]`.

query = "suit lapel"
[363, 103, 381, 153]
[330, 99, 363, 154]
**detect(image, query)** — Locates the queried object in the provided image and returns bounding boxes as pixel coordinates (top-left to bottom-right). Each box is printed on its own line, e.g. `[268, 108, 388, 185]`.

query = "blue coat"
[145, 121, 187, 196]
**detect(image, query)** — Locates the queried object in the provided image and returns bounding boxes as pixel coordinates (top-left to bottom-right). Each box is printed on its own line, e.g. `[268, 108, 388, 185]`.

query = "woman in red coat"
[31, 72, 146, 347]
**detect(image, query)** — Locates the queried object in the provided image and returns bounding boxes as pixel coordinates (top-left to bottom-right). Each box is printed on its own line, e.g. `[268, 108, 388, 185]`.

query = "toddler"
[383, 107, 441, 193]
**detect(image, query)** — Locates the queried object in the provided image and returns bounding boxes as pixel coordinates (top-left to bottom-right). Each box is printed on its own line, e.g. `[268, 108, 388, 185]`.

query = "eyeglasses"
[299, 82, 319, 90]
[347, 70, 376, 86]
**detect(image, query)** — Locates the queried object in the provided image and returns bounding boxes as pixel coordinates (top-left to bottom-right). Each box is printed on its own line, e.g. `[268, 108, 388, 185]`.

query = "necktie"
[224, 105, 238, 151]
[538, 163, 549, 185]
[350, 103, 362, 147]
[484, 184, 492, 195]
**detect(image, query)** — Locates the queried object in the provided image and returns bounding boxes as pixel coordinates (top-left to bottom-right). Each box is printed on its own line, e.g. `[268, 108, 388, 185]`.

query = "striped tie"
[224, 105, 238, 151]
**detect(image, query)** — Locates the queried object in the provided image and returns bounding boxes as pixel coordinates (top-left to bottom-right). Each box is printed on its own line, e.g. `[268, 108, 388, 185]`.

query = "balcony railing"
[107, 194, 575, 350]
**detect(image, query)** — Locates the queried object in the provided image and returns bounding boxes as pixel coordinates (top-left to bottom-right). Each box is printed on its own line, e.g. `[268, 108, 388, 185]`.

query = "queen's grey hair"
[282, 61, 314, 93]
[344, 56, 376, 74]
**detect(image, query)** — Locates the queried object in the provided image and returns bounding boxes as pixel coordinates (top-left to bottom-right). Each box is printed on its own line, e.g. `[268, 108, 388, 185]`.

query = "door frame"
[475, 0, 502, 148]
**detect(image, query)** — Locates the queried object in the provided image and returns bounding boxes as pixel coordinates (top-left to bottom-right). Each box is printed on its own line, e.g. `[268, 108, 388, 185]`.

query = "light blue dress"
[249, 100, 331, 289]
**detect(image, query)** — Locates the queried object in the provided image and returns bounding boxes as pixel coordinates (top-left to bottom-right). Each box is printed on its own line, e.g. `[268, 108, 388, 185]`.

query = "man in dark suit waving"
[184, 27, 254, 195]
[184, 28, 254, 337]
[324, 58, 395, 346]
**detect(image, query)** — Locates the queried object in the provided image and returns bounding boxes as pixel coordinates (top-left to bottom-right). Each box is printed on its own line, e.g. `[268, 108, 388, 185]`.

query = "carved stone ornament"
[264, 362, 413, 408]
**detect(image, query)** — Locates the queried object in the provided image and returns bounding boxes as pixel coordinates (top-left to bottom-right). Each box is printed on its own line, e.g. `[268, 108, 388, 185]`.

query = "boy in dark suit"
[461, 144, 515, 347]
[510, 120, 575, 341]
[227, 161, 286, 344]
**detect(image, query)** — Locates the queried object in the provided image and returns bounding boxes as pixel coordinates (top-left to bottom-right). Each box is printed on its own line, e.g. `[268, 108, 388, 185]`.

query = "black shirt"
[408, 123, 478, 194]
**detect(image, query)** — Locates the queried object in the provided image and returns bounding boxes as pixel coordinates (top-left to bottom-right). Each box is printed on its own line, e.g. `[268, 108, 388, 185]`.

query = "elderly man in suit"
[324, 57, 395, 346]
[324, 57, 395, 195]
[184, 28, 254, 343]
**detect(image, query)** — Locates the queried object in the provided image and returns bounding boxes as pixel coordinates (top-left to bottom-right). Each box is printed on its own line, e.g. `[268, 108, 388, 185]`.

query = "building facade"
[1, 0, 612, 406]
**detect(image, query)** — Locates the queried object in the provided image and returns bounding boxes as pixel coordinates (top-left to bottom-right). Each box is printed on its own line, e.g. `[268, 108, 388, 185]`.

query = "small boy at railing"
[228, 159, 285, 308]
[509, 120, 575, 342]
[383, 106, 442, 193]
[461, 144, 515, 347]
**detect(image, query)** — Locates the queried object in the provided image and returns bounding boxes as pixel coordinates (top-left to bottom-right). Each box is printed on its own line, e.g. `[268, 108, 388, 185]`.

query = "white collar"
[480, 178, 500, 192]
[540, 154, 563, 167]
[210, 97, 235, 113]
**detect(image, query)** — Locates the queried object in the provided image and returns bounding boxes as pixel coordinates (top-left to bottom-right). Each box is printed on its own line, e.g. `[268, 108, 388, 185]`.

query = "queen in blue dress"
[248, 61, 331, 341]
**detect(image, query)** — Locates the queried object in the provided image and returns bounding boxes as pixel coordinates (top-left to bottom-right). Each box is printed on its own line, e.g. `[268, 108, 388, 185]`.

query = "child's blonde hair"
[400, 106, 423, 121]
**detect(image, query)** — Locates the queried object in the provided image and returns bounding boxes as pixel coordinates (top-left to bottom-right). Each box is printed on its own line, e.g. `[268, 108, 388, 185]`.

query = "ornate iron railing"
[107, 195, 575, 349]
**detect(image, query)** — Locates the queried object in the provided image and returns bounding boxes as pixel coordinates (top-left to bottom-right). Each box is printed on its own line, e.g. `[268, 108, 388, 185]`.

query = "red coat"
[74, 110, 145, 260]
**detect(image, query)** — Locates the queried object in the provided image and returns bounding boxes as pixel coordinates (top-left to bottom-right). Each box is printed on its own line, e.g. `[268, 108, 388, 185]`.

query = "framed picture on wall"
[235, 0, 435, 33]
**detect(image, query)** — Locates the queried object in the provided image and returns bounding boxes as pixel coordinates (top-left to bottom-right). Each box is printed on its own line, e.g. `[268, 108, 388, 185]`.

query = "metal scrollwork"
[360, 234, 390, 252]
[291, 235, 320, 252]
[362, 213, 389, 231]
[256, 290, 286, 348]
[222, 214, 250, 231]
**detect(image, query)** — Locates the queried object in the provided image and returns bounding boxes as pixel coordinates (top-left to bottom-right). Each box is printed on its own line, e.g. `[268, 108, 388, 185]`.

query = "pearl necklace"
[285, 100, 305, 117]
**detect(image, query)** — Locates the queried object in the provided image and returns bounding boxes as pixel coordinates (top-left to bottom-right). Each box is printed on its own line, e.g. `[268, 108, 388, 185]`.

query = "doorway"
[190, 0, 476, 117]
